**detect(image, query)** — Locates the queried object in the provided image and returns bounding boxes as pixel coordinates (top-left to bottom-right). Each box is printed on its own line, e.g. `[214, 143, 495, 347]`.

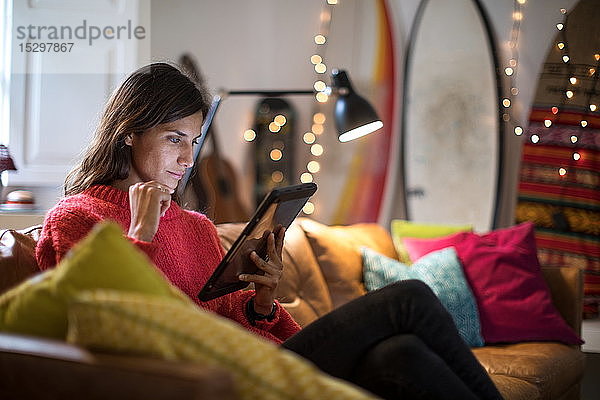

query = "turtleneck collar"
[83, 184, 181, 219]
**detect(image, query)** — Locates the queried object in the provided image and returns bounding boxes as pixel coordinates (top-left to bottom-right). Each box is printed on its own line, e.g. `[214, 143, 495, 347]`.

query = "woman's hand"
[127, 181, 173, 242]
[240, 226, 286, 315]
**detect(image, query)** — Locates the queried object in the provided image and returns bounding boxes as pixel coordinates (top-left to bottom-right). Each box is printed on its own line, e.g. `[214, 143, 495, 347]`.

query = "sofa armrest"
[0, 333, 235, 400]
[541, 266, 583, 336]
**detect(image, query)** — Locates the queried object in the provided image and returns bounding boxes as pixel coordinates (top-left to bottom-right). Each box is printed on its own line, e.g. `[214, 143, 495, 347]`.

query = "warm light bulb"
[590, 104, 597, 112]
[590, 68, 596, 76]
[517, 0, 526, 4]
[560, 8, 567, 14]
[269, 122, 281, 133]
[544, 119, 552, 127]
[502, 98, 511, 108]
[531, 135, 540, 144]
[595, 54, 600, 61]
[509, 59, 517, 67]
[303, 132, 316, 144]
[271, 170, 284, 183]
[314, 35, 326, 45]
[307, 160, 320, 173]
[270, 149, 283, 161]
[302, 201, 315, 215]
[310, 144, 324, 156]
[313, 80, 326, 91]
[313, 112, 326, 124]
[312, 123, 324, 135]
[327, 0, 338, 4]
[314, 63, 327, 74]
[505, 67, 514, 76]
[511, 87, 519, 96]
[310, 54, 322, 65]
[571, 135, 578, 143]
[315, 92, 328, 103]
[551, 106, 559, 114]
[513, 12, 523, 20]
[556, 23, 564, 30]
[558, 168, 567, 176]
[557, 42, 565, 50]
[243, 129, 256, 142]
[300, 172, 313, 183]
[274, 115, 287, 126]
[514, 126, 523, 135]
[569, 77, 577, 84]
[573, 152, 581, 161]
[562, 55, 569, 63]
[581, 120, 588, 127]
[566, 90, 574, 99]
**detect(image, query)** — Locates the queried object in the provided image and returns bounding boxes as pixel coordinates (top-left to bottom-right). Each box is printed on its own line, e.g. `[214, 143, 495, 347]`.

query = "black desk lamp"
[177, 69, 382, 196]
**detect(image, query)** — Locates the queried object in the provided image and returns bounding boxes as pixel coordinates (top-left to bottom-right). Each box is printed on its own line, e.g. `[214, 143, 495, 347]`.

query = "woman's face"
[123, 112, 203, 191]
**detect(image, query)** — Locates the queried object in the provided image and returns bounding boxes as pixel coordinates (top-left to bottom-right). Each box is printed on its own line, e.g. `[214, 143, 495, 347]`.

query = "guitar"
[179, 53, 249, 223]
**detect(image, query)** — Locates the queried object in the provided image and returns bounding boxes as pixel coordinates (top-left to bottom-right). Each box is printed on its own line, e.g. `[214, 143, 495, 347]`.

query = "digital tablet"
[198, 183, 317, 301]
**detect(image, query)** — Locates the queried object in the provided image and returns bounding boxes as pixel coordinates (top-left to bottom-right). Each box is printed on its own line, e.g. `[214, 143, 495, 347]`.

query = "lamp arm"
[176, 87, 334, 197]
[177, 94, 223, 197]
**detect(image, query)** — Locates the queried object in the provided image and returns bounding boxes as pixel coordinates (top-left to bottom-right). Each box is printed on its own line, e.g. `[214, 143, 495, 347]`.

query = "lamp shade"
[0, 145, 17, 172]
[331, 69, 383, 142]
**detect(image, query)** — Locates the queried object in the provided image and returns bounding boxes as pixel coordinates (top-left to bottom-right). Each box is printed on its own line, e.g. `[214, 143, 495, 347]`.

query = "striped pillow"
[67, 290, 377, 400]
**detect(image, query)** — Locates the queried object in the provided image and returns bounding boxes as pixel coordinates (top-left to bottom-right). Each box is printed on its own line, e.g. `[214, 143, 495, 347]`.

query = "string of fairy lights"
[241, 0, 338, 216]
[506, 0, 599, 178]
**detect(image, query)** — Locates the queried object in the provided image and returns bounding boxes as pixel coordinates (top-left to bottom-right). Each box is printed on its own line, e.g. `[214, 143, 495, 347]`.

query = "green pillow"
[68, 289, 376, 400]
[390, 220, 472, 264]
[0, 221, 187, 339]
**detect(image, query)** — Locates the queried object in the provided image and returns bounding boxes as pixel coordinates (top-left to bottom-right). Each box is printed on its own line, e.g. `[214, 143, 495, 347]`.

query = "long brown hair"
[64, 62, 210, 196]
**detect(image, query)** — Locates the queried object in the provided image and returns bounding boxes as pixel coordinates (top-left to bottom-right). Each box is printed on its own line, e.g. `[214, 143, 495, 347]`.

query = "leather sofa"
[0, 219, 586, 399]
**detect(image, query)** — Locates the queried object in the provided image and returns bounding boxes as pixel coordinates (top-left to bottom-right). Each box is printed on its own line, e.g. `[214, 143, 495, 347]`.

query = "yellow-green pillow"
[0, 221, 188, 339]
[68, 290, 376, 400]
[390, 220, 472, 264]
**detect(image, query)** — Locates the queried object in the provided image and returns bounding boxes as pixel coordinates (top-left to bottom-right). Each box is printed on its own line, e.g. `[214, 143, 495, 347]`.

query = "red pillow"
[403, 222, 583, 345]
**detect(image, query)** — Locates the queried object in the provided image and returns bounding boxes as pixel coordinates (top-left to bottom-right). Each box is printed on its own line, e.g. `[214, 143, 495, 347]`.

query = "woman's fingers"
[250, 251, 281, 275]
[127, 181, 173, 241]
[275, 226, 285, 255]
[239, 271, 279, 289]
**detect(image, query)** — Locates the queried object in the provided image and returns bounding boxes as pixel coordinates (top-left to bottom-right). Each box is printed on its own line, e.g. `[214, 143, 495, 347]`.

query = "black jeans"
[282, 280, 503, 400]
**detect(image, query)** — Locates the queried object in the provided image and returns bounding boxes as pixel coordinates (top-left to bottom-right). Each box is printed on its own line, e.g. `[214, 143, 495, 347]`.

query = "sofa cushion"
[473, 342, 585, 400]
[0, 222, 187, 339]
[68, 289, 377, 400]
[0, 226, 42, 294]
[298, 218, 397, 308]
[488, 375, 539, 400]
[362, 247, 483, 347]
[403, 222, 583, 345]
[216, 222, 333, 327]
[390, 219, 471, 264]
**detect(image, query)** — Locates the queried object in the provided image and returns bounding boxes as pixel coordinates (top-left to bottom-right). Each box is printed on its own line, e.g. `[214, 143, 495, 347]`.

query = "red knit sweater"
[36, 184, 301, 343]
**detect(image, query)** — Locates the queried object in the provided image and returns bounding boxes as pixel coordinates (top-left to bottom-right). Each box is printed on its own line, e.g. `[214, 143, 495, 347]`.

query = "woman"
[36, 63, 502, 400]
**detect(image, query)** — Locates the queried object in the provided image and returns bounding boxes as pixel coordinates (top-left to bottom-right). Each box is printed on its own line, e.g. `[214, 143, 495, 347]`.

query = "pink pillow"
[403, 223, 583, 345]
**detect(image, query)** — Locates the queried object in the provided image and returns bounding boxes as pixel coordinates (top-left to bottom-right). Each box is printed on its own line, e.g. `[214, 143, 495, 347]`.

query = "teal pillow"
[362, 247, 484, 347]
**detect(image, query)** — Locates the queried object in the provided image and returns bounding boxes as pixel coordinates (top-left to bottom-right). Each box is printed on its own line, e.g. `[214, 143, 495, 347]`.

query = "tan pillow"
[0, 227, 42, 294]
[297, 218, 397, 308]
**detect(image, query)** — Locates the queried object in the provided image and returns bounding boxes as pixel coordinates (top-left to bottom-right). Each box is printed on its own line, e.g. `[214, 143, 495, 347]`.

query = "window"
[0, 0, 11, 147]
